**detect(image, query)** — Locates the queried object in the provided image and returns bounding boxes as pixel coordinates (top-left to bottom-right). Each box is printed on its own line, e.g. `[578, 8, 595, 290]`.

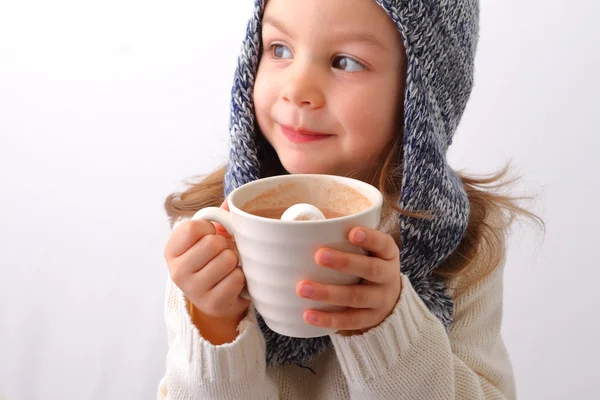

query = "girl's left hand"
[296, 226, 402, 334]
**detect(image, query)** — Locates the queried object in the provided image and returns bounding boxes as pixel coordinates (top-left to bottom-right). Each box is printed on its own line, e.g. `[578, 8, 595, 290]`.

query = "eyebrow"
[262, 16, 388, 51]
[262, 16, 293, 39]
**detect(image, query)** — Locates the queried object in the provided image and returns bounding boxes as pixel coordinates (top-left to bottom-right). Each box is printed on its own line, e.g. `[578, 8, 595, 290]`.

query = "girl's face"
[254, 0, 406, 184]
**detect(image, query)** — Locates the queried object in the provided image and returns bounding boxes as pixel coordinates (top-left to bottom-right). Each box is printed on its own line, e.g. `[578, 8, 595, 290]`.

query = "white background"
[1, 0, 598, 399]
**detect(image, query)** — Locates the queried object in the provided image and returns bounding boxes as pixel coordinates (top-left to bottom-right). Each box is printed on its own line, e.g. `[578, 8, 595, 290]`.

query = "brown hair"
[165, 137, 542, 286]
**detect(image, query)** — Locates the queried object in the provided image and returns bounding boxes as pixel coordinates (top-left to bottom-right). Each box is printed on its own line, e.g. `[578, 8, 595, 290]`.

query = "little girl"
[158, 0, 536, 398]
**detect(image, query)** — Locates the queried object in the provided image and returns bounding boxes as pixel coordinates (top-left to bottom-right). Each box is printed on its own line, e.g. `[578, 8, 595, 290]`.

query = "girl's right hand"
[164, 202, 250, 322]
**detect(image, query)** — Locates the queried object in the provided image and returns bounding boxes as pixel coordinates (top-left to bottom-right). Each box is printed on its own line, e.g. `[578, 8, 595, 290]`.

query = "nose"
[281, 62, 325, 109]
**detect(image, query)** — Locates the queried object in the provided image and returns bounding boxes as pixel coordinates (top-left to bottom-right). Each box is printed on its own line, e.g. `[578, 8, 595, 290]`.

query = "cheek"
[253, 66, 277, 124]
[253, 76, 267, 120]
[339, 92, 398, 154]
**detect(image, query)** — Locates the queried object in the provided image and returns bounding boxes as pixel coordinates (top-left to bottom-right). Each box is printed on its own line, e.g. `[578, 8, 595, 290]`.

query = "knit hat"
[224, 0, 478, 366]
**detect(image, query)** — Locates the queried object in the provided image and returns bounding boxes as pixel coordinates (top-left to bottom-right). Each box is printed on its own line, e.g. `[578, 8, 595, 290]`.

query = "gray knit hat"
[224, 0, 478, 366]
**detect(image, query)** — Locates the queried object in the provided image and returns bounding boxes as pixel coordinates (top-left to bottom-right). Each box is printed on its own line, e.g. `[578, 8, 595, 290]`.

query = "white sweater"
[157, 217, 515, 400]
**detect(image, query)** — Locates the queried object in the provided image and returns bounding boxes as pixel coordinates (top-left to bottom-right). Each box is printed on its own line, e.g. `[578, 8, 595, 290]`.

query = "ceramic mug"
[192, 174, 383, 338]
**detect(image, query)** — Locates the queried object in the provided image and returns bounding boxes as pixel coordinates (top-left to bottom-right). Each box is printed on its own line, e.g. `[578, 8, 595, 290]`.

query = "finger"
[348, 227, 399, 261]
[314, 248, 392, 283]
[303, 308, 378, 331]
[177, 234, 236, 274]
[220, 199, 230, 212]
[212, 199, 232, 239]
[297, 281, 382, 309]
[205, 267, 250, 314]
[165, 219, 216, 260]
[194, 249, 239, 292]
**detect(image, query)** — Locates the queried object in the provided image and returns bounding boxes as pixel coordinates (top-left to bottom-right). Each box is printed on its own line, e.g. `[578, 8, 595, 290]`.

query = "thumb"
[212, 198, 232, 239]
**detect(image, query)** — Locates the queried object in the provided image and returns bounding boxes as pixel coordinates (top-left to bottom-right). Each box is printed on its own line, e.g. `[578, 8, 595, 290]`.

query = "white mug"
[192, 174, 383, 338]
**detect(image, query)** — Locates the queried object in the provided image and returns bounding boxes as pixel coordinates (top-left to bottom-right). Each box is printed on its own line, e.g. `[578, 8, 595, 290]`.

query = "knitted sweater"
[157, 215, 515, 400]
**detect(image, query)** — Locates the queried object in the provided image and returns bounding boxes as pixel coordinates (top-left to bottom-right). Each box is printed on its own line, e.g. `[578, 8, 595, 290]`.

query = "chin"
[279, 157, 337, 176]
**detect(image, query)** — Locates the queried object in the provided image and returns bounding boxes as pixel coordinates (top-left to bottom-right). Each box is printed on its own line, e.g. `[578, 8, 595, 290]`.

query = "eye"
[332, 56, 366, 72]
[270, 44, 293, 59]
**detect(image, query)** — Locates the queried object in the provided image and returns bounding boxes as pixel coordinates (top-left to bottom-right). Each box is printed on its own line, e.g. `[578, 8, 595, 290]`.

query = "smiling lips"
[280, 125, 333, 144]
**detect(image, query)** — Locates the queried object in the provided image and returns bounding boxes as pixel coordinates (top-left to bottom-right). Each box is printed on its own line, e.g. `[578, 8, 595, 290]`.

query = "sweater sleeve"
[157, 219, 278, 400]
[329, 257, 515, 400]
[157, 278, 279, 400]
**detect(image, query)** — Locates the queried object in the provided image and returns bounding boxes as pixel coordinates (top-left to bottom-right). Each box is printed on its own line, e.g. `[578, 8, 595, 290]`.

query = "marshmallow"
[281, 203, 326, 221]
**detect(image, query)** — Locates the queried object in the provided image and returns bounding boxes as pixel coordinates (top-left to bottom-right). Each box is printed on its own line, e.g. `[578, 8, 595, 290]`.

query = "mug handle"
[192, 207, 251, 301]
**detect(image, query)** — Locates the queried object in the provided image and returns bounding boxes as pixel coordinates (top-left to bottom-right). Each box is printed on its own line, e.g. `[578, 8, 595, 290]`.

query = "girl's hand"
[296, 227, 402, 334]
[164, 201, 250, 322]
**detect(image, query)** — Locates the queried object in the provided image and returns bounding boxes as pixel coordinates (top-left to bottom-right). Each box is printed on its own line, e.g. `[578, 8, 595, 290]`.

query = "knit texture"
[224, 0, 478, 366]
[158, 254, 515, 399]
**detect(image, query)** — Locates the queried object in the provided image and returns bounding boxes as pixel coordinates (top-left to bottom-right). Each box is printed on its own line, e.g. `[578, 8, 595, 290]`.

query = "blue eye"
[333, 56, 366, 72]
[271, 44, 293, 59]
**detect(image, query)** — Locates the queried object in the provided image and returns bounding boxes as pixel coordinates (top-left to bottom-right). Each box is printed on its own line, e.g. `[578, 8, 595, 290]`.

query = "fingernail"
[300, 283, 314, 298]
[320, 250, 334, 265]
[306, 313, 318, 325]
[354, 229, 366, 243]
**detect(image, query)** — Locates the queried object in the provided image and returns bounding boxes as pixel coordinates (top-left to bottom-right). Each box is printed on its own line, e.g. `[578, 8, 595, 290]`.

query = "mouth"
[280, 124, 334, 144]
